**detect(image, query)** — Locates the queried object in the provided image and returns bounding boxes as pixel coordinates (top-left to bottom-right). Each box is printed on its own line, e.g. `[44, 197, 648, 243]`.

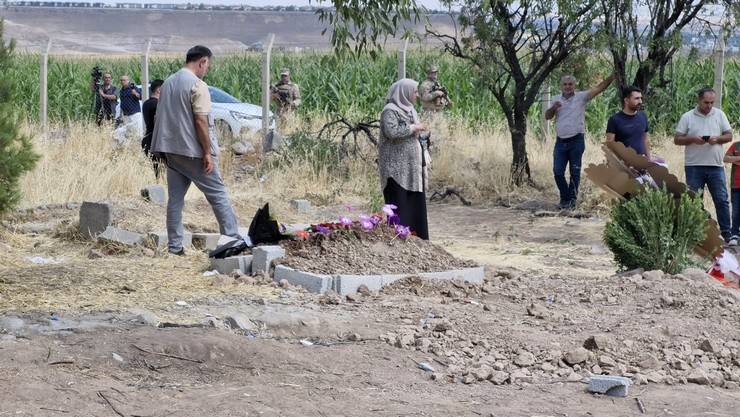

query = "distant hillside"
[0, 7, 455, 54]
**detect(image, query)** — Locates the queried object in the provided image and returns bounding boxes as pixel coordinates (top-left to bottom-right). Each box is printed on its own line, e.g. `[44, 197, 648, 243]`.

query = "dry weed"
[19, 117, 712, 215]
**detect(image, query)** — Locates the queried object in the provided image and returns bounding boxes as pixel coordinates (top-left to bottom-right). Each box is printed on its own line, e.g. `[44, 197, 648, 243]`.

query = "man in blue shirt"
[113, 75, 143, 144]
[606, 86, 650, 158]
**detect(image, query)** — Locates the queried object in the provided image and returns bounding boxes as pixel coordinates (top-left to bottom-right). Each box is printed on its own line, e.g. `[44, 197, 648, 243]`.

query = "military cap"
[280, 68, 290, 76]
[428, 65, 439, 73]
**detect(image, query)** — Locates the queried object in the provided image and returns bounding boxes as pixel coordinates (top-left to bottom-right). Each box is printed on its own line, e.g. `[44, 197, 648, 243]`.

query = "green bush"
[603, 187, 706, 274]
[0, 20, 38, 215]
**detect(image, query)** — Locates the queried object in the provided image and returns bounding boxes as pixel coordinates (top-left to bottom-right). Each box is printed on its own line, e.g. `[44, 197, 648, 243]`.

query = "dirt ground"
[2, 201, 740, 417]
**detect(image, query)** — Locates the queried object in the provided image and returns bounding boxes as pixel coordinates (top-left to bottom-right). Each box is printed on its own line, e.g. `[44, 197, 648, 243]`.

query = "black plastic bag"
[248, 203, 290, 245]
[209, 238, 249, 259]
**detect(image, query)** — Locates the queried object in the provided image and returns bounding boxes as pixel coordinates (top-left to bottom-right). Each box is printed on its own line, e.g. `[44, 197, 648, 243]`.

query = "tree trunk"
[509, 110, 531, 186]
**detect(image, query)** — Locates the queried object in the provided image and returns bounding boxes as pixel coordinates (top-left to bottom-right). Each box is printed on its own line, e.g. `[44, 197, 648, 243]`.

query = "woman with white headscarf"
[378, 78, 431, 240]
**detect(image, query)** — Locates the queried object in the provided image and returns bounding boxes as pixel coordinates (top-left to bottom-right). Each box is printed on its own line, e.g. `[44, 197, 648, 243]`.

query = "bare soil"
[277, 225, 476, 275]
[2, 201, 740, 416]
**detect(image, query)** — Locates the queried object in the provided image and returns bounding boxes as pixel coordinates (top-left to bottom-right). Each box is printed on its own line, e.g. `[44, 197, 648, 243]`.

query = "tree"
[315, 0, 599, 185]
[0, 19, 38, 215]
[597, 0, 724, 93]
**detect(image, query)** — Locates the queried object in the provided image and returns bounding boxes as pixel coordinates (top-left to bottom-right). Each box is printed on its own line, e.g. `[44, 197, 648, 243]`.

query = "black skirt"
[383, 177, 429, 240]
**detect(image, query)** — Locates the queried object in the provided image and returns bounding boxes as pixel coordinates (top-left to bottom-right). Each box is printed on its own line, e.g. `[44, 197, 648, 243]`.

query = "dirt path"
[2, 202, 739, 416]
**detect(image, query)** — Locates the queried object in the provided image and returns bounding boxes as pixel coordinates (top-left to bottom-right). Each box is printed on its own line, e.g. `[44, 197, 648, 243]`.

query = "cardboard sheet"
[586, 141, 723, 259]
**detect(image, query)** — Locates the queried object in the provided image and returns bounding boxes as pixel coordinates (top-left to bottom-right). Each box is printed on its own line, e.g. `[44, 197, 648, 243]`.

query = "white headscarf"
[383, 78, 419, 124]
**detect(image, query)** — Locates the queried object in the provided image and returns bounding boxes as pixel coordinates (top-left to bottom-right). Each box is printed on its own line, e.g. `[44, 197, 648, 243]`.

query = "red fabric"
[725, 142, 740, 189]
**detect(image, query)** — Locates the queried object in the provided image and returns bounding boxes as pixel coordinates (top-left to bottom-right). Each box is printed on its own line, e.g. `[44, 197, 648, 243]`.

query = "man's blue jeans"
[685, 165, 731, 240]
[731, 189, 740, 237]
[553, 134, 585, 204]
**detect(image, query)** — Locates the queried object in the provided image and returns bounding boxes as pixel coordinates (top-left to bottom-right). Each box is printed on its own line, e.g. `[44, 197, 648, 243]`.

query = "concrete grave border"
[274, 264, 485, 295]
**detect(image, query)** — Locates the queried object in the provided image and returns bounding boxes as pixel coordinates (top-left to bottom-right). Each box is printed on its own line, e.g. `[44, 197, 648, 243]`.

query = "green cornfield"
[8, 50, 739, 134]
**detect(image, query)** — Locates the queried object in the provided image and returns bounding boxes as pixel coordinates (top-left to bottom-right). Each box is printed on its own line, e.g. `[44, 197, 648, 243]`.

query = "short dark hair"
[697, 87, 715, 99]
[150, 79, 164, 94]
[186, 45, 212, 63]
[621, 85, 642, 102]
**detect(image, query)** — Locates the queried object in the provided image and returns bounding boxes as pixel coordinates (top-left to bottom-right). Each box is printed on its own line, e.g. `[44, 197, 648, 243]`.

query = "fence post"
[713, 29, 725, 108]
[39, 39, 51, 132]
[260, 33, 276, 153]
[141, 38, 152, 101]
[541, 85, 551, 140]
[397, 39, 409, 80]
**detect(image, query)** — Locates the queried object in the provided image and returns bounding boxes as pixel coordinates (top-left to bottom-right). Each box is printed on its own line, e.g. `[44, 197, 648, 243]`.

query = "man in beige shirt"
[151, 45, 243, 255]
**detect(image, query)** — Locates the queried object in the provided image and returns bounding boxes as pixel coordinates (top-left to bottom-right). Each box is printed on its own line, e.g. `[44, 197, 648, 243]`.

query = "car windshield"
[208, 87, 241, 104]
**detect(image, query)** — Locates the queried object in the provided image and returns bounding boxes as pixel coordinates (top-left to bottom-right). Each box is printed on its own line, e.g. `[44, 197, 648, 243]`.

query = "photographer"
[91, 71, 117, 126]
[115, 75, 143, 141]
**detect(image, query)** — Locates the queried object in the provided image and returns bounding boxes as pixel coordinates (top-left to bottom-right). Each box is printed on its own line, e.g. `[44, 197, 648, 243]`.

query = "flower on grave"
[339, 216, 353, 227]
[387, 213, 400, 226]
[370, 214, 382, 225]
[394, 224, 411, 239]
[359, 214, 374, 230]
[382, 204, 397, 216]
[295, 230, 310, 240]
[315, 224, 331, 235]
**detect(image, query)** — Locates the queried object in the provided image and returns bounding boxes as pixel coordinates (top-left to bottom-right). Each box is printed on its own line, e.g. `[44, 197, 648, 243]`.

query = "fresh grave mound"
[276, 225, 476, 275]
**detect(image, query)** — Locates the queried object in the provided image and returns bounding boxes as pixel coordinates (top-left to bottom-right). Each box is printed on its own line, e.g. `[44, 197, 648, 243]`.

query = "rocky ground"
[1, 201, 740, 416]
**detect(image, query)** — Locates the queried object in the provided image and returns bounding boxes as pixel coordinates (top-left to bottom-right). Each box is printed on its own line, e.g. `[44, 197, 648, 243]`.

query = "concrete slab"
[274, 265, 333, 293]
[289, 199, 311, 213]
[192, 233, 221, 251]
[140, 184, 166, 205]
[210, 255, 253, 275]
[79, 201, 112, 238]
[147, 231, 192, 249]
[588, 375, 631, 397]
[98, 226, 144, 246]
[332, 267, 485, 295]
[252, 245, 286, 274]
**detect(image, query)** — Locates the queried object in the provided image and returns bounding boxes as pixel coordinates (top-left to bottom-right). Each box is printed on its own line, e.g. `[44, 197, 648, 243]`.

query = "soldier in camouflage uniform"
[419, 65, 451, 114]
[271, 68, 301, 119]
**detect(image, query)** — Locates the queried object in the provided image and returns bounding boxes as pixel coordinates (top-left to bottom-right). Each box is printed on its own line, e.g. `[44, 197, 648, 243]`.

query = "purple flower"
[387, 213, 400, 226]
[382, 204, 398, 216]
[339, 216, 353, 227]
[315, 225, 331, 235]
[370, 214, 382, 225]
[394, 224, 411, 239]
[359, 214, 374, 230]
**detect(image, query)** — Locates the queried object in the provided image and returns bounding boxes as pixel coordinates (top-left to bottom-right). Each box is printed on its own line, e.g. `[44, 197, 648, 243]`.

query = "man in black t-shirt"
[606, 86, 651, 158]
[93, 73, 117, 125]
[142, 79, 164, 178]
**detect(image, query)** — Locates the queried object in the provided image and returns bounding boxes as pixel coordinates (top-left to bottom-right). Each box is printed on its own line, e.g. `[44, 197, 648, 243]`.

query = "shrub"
[0, 20, 38, 215]
[603, 187, 706, 274]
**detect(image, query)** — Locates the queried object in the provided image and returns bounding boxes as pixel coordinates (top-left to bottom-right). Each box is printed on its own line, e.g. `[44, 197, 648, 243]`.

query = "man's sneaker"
[168, 248, 186, 256]
[730, 236, 739, 246]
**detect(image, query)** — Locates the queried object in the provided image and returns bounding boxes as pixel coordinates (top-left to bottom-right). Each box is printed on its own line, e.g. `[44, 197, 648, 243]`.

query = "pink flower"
[382, 204, 397, 216]
[339, 216, 353, 227]
[370, 214, 382, 225]
[314, 224, 331, 235]
[359, 214, 374, 230]
[394, 224, 411, 239]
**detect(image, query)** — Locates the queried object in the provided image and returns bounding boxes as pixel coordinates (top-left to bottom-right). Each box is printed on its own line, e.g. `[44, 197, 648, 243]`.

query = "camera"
[90, 66, 103, 84]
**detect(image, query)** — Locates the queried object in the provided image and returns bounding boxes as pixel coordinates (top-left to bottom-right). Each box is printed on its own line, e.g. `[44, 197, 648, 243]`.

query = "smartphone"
[702, 135, 710, 142]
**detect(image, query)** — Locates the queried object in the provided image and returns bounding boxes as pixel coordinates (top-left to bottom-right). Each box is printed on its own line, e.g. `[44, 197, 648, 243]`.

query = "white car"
[114, 85, 274, 140]
[208, 86, 275, 139]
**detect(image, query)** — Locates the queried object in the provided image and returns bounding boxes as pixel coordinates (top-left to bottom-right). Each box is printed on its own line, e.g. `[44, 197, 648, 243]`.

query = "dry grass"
[19, 117, 712, 213]
[0, 228, 278, 318]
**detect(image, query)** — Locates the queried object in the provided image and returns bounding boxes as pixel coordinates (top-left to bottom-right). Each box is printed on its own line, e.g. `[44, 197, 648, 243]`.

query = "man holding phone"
[675, 87, 734, 242]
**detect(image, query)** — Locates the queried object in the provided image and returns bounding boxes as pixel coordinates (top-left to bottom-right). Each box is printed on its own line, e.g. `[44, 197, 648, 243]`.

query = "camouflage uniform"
[419, 65, 451, 114]
[272, 69, 301, 118]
